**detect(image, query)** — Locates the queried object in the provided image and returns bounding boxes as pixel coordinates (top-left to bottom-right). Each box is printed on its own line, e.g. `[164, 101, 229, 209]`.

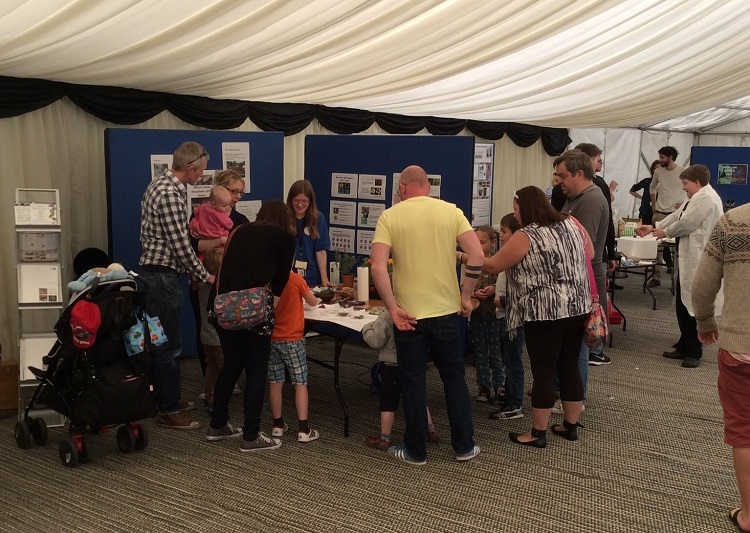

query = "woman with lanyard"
[286, 179, 333, 287]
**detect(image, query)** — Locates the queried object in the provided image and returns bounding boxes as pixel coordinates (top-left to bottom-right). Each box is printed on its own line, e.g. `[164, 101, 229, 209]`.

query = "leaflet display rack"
[14, 188, 65, 427]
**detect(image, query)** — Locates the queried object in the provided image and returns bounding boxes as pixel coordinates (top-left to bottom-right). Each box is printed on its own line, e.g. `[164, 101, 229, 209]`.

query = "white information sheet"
[357, 202, 385, 228]
[235, 199, 262, 222]
[329, 227, 355, 253]
[357, 230, 375, 255]
[14, 203, 59, 225]
[358, 174, 386, 201]
[427, 174, 442, 199]
[186, 170, 215, 217]
[330, 200, 356, 226]
[331, 173, 358, 199]
[222, 142, 250, 186]
[150, 154, 172, 181]
[18, 264, 61, 303]
[472, 143, 494, 226]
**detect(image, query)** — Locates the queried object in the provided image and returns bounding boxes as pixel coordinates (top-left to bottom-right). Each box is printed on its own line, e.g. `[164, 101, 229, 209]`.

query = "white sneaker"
[197, 393, 206, 400]
[551, 400, 585, 415]
[271, 423, 288, 437]
[298, 428, 320, 443]
[456, 444, 481, 462]
[232, 386, 241, 395]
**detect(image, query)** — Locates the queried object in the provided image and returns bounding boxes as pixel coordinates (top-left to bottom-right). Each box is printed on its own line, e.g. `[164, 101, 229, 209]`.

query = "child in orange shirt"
[268, 271, 320, 442]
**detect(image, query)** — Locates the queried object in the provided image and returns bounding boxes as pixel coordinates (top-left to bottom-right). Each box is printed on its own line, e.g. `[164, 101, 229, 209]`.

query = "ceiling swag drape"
[0, 76, 569, 155]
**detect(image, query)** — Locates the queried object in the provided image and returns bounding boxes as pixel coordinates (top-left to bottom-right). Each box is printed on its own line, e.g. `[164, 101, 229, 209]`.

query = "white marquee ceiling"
[1, 0, 750, 132]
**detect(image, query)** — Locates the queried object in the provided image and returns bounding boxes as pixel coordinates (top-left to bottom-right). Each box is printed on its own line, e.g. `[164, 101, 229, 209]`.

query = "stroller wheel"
[77, 435, 92, 464]
[116, 425, 136, 453]
[15, 421, 32, 449]
[59, 439, 79, 467]
[30, 418, 48, 446]
[133, 423, 149, 451]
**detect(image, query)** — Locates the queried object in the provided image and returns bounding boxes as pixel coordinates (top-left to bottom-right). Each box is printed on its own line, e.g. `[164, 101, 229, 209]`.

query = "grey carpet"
[0, 273, 737, 533]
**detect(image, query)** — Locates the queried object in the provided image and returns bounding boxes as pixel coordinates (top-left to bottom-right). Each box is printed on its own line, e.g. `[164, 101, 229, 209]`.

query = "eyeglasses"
[186, 151, 207, 166]
[223, 186, 243, 197]
[292, 199, 310, 206]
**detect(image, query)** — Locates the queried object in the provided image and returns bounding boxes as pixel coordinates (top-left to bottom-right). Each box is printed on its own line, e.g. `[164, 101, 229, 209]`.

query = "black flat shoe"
[663, 350, 686, 359]
[509, 428, 547, 448]
[551, 419, 583, 441]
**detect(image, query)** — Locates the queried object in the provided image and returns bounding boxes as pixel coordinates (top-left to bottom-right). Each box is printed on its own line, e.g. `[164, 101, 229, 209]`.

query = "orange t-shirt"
[272, 272, 310, 341]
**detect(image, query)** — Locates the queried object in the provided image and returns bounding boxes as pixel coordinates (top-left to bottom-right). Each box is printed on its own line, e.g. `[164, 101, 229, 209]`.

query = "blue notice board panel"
[304, 134, 475, 246]
[691, 146, 750, 207]
[105, 128, 284, 357]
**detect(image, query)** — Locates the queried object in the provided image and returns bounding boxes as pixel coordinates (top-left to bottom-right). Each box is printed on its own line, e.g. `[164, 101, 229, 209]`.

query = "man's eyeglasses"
[223, 186, 243, 197]
[186, 151, 207, 166]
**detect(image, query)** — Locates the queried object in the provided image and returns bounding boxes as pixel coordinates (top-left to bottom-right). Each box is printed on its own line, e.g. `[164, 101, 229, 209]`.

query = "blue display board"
[304, 134, 475, 252]
[105, 128, 284, 357]
[691, 146, 750, 208]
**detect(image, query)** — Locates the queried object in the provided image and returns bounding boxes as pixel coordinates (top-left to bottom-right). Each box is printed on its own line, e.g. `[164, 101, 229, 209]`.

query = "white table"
[304, 303, 379, 436]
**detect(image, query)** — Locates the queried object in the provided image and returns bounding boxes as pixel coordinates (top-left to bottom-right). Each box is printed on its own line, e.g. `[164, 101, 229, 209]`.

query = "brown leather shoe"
[365, 436, 391, 451]
[157, 412, 201, 430]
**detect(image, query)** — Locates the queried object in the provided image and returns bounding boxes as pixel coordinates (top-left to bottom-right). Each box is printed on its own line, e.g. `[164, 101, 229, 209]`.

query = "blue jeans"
[212, 328, 272, 441]
[500, 319, 524, 409]
[139, 269, 183, 414]
[470, 313, 505, 390]
[394, 313, 475, 462]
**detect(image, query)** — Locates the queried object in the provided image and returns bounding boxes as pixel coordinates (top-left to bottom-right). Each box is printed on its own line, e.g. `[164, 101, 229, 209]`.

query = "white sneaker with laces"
[271, 423, 288, 437]
[297, 428, 320, 443]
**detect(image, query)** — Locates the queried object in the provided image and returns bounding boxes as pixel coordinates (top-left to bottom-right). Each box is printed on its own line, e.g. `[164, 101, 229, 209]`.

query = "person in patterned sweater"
[692, 203, 750, 532]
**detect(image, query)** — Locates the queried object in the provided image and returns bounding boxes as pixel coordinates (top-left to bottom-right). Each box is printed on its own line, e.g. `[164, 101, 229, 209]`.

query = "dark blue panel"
[105, 128, 284, 357]
[691, 146, 750, 208]
[304, 135, 475, 220]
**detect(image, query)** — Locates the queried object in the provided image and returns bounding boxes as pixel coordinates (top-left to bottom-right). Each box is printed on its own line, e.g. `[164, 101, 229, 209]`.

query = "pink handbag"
[570, 217, 608, 348]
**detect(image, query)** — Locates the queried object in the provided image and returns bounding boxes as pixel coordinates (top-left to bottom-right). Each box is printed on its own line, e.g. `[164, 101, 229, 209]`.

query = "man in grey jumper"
[556, 149, 610, 368]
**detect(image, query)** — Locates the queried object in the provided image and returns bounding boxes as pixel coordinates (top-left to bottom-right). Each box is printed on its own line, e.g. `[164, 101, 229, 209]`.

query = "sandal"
[551, 419, 584, 441]
[509, 427, 547, 448]
[730, 508, 750, 533]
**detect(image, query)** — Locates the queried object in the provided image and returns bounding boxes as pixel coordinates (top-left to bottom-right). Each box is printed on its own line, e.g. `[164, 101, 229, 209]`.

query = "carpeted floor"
[0, 273, 737, 533]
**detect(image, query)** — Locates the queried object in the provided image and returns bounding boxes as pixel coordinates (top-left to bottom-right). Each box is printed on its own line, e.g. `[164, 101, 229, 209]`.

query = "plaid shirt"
[139, 170, 209, 282]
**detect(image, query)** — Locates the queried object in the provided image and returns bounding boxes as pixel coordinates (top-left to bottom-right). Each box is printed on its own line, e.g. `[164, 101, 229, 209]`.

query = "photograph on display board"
[330, 200, 356, 226]
[329, 227, 355, 253]
[151, 154, 171, 181]
[357, 229, 375, 255]
[186, 170, 215, 216]
[358, 174, 386, 201]
[718, 163, 748, 185]
[222, 142, 249, 180]
[331, 173, 358, 199]
[358, 202, 385, 228]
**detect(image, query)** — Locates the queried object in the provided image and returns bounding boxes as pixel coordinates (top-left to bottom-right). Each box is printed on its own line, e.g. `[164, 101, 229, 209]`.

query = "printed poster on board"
[330, 200, 356, 226]
[331, 173, 358, 199]
[329, 227, 355, 253]
[358, 174, 386, 201]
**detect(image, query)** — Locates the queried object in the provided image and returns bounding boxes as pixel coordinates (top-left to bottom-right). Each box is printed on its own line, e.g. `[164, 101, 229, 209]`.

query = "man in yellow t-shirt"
[371, 165, 484, 465]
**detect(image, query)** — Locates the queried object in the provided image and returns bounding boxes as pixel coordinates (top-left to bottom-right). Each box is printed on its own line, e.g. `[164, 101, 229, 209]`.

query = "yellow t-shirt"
[373, 196, 472, 319]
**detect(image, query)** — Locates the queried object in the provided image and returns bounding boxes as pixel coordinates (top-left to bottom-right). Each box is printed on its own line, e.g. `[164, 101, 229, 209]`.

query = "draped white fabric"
[1, 0, 750, 129]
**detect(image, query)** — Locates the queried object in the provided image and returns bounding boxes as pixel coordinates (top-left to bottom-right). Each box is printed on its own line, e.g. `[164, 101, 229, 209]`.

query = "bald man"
[371, 165, 484, 465]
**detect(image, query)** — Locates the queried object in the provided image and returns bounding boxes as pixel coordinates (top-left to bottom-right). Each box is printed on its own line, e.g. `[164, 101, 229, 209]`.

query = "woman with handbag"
[481, 186, 592, 448]
[205, 200, 296, 452]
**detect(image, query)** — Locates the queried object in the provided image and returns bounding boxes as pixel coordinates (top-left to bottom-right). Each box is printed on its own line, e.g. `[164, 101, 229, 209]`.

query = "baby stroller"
[15, 274, 157, 467]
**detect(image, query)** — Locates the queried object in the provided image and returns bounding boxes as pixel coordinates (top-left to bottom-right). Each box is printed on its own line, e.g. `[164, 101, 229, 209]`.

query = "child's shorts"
[268, 340, 308, 385]
[379, 364, 401, 412]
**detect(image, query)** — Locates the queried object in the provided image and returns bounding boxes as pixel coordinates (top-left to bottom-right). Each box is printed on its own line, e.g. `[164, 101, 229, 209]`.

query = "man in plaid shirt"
[139, 141, 215, 430]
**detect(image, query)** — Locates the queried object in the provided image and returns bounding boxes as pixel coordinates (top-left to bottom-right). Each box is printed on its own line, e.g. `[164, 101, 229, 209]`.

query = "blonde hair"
[203, 247, 224, 275]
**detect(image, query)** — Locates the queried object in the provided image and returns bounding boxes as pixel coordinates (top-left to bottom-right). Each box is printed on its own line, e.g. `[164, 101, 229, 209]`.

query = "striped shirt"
[505, 218, 591, 333]
[139, 171, 209, 282]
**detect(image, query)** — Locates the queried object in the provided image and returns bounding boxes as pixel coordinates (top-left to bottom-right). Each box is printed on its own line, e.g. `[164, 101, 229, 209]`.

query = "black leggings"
[524, 315, 588, 408]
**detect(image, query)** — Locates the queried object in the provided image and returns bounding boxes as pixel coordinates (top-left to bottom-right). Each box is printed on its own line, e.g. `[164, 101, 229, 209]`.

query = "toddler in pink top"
[189, 186, 233, 260]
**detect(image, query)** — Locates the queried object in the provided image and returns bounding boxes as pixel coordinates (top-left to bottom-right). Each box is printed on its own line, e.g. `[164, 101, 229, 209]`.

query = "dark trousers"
[524, 315, 588, 408]
[394, 313, 475, 462]
[188, 286, 207, 376]
[675, 277, 702, 358]
[211, 328, 272, 441]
